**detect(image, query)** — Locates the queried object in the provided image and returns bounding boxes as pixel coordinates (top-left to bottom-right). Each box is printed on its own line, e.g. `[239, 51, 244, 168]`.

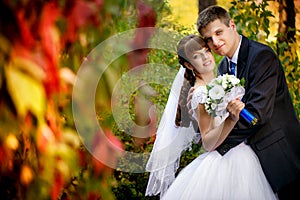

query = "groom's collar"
[226, 35, 242, 64]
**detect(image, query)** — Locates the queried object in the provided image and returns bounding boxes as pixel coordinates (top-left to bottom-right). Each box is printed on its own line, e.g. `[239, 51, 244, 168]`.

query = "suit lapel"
[237, 35, 249, 79]
[218, 58, 229, 75]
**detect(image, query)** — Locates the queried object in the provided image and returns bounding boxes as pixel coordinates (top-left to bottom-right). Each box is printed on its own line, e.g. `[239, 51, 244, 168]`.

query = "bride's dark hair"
[175, 34, 207, 129]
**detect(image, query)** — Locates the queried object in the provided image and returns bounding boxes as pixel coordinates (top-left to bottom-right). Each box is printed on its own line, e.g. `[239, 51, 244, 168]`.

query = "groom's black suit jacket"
[218, 35, 300, 192]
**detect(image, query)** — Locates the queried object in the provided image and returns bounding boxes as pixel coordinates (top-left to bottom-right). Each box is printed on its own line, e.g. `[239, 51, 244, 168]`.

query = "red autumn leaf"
[15, 9, 35, 48]
[94, 0, 103, 7]
[0, 145, 7, 166]
[137, 0, 156, 29]
[91, 132, 107, 174]
[39, 1, 61, 59]
[62, 0, 101, 44]
[39, 1, 61, 96]
[45, 99, 61, 139]
[88, 192, 101, 200]
[77, 149, 87, 168]
[134, 0, 156, 47]
[50, 171, 64, 200]
[10, 2, 61, 98]
[127, 0, 156, 68]
[91, 130, 124, 175]
[105, 129, 124, 152]
[42, 59, 60, 97]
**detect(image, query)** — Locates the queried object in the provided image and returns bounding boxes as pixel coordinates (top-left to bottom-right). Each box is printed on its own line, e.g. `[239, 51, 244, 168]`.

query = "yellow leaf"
[5, 62, 46, 122]
[11, 56, 46, 81]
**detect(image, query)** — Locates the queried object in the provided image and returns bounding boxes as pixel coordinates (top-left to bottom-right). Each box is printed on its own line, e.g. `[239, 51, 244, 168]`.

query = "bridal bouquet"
[205, 74, 257, 125]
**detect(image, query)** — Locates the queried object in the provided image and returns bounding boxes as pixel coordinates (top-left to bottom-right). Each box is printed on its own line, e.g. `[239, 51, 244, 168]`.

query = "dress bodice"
[191, 85, 223, 126]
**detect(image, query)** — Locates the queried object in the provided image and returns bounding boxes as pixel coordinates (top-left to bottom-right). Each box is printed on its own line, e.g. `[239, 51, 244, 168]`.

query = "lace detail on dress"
[191, 86, 207, 110]
[190, 86, 207, 120]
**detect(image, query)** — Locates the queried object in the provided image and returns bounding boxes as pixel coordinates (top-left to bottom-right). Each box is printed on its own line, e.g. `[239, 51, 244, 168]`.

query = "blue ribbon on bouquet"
[240, 109, 258, 125]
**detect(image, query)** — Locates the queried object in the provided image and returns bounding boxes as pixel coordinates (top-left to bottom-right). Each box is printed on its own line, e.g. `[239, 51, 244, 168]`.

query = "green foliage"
[229, 0, 300, 119]
[276, 40, 300, 118]
[177, 143, 204, 173]
[230, 0, 274, 42]
[113, 171, 159, 200]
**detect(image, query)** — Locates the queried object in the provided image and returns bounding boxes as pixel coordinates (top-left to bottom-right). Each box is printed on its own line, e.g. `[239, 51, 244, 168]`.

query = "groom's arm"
[242, 47, 279, 127]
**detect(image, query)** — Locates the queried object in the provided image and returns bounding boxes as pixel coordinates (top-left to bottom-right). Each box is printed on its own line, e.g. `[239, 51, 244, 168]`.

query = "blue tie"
[229, 61, 236, 76]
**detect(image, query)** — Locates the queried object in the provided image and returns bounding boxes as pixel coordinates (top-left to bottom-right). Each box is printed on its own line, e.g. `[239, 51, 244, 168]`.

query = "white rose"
[209, 85, 225, 100]
[231, 77, 240, 85]
[222, 81, 228, 89]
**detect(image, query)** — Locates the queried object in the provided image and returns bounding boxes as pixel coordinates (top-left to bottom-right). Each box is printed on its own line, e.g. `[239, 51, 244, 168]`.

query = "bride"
[145, 34, 277, 200]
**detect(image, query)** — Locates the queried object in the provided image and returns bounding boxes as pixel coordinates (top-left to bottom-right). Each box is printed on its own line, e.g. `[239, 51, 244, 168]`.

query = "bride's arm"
[195, 99, 244, 151]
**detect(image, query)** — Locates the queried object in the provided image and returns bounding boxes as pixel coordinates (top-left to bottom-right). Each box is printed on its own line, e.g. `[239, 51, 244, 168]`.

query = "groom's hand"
[187, 86, 195, 118]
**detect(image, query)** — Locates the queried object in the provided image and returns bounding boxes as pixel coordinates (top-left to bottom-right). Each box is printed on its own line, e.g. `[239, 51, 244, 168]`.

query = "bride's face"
[188, 47, 215, 74]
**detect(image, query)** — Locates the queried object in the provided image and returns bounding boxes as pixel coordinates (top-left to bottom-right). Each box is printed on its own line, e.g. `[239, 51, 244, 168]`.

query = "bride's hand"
[227, 99, 245, 122]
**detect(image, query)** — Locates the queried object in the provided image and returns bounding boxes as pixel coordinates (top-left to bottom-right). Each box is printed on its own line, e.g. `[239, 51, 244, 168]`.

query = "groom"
[193, 5, 300, 199]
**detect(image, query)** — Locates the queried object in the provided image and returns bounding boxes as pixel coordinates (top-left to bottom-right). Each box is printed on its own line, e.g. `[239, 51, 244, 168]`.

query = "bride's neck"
[195, 73, 214, 86]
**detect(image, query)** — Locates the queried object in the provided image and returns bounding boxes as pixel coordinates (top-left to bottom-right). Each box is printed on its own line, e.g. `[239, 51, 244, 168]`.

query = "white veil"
[145, 66, 200, 198]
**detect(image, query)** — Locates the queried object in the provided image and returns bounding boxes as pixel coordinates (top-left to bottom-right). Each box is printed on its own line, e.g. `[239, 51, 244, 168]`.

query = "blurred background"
[0, 0, 299, 199]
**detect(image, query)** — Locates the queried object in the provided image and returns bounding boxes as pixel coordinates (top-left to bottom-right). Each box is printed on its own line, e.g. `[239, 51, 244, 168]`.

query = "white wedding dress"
[161, 86, 278, 200]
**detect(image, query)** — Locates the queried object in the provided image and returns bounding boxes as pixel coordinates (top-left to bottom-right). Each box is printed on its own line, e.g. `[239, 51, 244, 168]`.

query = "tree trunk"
[277, 0, 296, 43]
[198, 0, 216, 14]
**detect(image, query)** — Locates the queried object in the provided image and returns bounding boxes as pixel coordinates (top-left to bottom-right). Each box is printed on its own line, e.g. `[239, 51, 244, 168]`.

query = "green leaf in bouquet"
[240, 77, 245, 87]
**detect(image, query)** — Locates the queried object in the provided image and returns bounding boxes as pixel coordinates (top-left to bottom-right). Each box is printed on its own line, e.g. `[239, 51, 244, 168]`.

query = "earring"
[192, 70, 195, 77]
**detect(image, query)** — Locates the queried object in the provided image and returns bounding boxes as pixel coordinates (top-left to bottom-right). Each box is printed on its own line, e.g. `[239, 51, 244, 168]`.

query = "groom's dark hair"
[197, 6, 231, 33]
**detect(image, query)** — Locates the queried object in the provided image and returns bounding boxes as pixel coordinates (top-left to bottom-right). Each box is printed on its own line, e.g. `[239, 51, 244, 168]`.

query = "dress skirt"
[161, 143, 278, 200]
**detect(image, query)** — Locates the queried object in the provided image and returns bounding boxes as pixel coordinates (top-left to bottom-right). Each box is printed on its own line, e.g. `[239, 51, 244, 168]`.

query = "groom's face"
[200, 19, 239, 59]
